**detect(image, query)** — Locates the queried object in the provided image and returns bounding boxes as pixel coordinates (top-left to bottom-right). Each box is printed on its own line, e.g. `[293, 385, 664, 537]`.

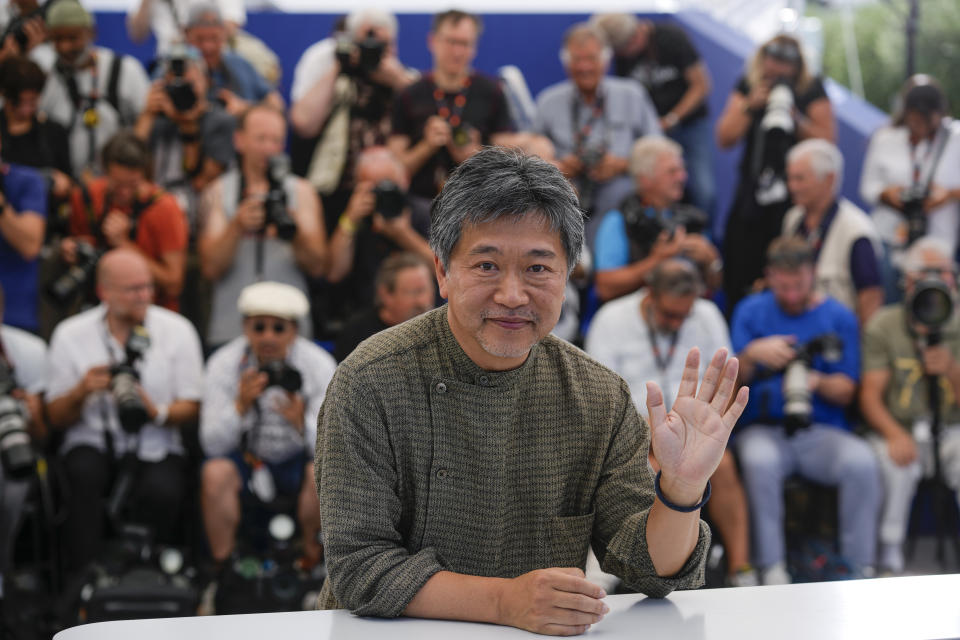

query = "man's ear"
[434, 254, 449, 300]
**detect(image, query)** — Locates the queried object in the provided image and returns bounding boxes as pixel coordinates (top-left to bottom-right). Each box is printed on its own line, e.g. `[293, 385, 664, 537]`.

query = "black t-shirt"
[333, 306, 389, 362]
[613, 23, 706, 123]
[0, 111, 71, 176]
[733, 74, 828, 181]
[391, 72, 514, 199]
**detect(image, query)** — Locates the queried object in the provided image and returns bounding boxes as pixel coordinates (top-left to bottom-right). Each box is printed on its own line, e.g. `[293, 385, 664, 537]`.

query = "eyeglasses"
[251, 320, 290, 335]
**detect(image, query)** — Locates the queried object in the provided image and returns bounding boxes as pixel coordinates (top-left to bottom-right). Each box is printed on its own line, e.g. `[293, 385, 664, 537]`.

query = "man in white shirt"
[586, 258, 755, 586]
[201, 282, 337, 572]
[45, 248, 203, 574]
[40, 0, 149, 177]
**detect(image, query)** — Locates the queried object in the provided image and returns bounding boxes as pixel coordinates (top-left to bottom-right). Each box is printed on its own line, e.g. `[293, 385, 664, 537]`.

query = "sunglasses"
[251, 320, 290, 335]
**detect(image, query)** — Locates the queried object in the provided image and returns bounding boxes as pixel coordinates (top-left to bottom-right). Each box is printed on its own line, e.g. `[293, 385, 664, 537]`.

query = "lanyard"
[431, 73, 472, 129]
[571, 91, 608, 155]
[643, 300, 680, 374]
[58, 51, 101, 168]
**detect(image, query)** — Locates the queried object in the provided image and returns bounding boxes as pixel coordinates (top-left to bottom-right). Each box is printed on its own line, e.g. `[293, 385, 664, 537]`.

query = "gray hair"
[902, 237, 955, 274]
[185, 1, 223, 28]
[648, 258, 703, 298]
[346, 9, 398, 39]
[560, 22, 612, 67]
[429, 147, 584, 274]
[788, 138, 844, 196]
[630, 136, 683, 180]
[589, 13, 639, 51]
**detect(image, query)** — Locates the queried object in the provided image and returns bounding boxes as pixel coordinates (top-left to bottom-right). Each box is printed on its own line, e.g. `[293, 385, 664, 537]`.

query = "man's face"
[379, 265, 434, 326]
[51, 26, 91, 66]
[436, 214, 568, 371]
[186, 23, 226, 70]
[106, 164, 145, 209]
[566, 37, 607, 96]
[638, 151, 687, 206]
[767, 265, 815, 316]
[235, 109, 285, 170]
[244, 315, 297, 362]
[787, 155, 832, 212]
[428, 17, 478, 78]
[649, 291, 695, 334]
[101, 259, 154, 325]
[10, 89, 39, 122]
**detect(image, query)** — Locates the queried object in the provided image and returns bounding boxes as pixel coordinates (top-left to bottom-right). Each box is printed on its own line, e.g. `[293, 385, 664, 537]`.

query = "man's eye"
[529, 264, 548, 273]
[478, 262, 496, 271]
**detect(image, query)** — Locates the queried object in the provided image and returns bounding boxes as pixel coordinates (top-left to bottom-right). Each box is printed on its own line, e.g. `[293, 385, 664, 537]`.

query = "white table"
[54, 574, 960, 640]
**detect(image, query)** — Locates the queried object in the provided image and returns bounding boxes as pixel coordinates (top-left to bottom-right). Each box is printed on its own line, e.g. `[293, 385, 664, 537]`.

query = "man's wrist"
[663, 112, 680, 129]
[656, 471, 708, 510]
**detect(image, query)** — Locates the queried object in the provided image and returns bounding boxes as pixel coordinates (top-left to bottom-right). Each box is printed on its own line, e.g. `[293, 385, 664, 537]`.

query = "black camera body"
[111, 327, 151, 434]
[782, 333, 844, 436]
[264, 155, 297, 241]
[164, 53, 197, 113]
[621, 195, 708, 258]
[901, 183, 928, 246]
[48, 240, 101, 305]
[373, 180, 406, 219]
[259, 360, 302, 394]
[0, 360, 34, 478]
[335, 29, 386, 77]
[908, 268, 956, 344]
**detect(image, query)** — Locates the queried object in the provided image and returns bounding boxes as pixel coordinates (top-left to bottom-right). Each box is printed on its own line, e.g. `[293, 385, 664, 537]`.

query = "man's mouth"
[488, 317, 532, 330]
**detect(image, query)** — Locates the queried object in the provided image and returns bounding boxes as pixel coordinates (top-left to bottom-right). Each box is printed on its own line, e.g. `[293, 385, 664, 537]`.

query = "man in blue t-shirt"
[0, 154, 48, 332]
[731, 235, 880, 584]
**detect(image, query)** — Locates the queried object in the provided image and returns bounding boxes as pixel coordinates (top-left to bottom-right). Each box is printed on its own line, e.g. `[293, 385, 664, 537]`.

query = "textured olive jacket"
[315, 306, 709, 616]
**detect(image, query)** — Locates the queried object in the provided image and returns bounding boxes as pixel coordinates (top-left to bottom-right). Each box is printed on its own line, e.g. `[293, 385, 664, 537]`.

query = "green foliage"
[809, 0, 960, 117]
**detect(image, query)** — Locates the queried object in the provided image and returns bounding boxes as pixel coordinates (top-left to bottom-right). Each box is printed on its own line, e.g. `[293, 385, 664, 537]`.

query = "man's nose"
[493, 272, 529, 308]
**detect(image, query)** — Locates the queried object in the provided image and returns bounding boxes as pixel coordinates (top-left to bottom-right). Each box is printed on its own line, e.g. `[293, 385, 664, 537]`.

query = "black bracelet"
[654, 471, 711, 513]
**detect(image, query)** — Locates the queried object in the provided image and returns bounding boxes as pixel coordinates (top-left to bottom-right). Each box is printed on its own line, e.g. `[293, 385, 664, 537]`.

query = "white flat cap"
[237, 282, 310, 320]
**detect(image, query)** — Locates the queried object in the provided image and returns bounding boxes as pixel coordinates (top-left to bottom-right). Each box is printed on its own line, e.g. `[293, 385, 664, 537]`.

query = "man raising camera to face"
[44, 248, 203, 576]
[861, 238, 960, 575]
[200, 282, 337, 580]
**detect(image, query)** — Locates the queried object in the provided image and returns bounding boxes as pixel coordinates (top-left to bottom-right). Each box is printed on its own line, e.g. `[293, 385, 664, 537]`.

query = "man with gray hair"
[535, 22, 660, 250]
[183, 2, 282, 117]
[782, 138, 883, 324]
[586, 258, 755, 586]
[861, 237, 960, 574]
[594, 135, 719, 302]
[316, 147, 749, 635]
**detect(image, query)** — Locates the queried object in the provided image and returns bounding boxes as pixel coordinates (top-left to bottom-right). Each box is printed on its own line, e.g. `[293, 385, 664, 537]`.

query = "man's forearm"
[165, 399, 200, 426]
[645, 479, 702, 577]
[595, 257, 657, 301]
[325, 224, 358, 284]
[0, 209, 44, 260]
[293, 231, 326, 278]
[395, 138, 437, 177]
[199, 223, 242, 281]
[816, 373, 856, 407]
[46, 384, 89, 430]
[860, 388, 907, 440]
[404, 570, 506, 624]
[290, 68, 338, 138]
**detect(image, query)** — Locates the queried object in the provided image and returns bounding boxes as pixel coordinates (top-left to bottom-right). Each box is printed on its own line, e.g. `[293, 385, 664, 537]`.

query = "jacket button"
[436, 468, 448, 479]
[435, 382, 447, 394]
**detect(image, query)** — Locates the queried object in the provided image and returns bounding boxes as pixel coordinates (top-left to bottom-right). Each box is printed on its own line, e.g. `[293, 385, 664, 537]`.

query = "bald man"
[46, 248, 204, 574]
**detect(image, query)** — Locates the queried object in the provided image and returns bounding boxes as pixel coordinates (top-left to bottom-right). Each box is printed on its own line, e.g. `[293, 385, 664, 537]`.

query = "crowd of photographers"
[1, 0, 960, 625]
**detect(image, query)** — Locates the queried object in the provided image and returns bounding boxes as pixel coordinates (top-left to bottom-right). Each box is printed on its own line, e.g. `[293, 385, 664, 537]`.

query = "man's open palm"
[646, 348, 749, 499]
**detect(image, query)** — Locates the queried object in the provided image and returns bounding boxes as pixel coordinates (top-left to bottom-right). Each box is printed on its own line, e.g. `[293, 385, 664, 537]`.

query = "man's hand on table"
[496, 567, 608, 636]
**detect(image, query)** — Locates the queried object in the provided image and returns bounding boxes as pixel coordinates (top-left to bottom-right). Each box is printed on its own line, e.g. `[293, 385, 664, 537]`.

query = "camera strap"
[431, 72, 472, 130]
[911, 123, 951, 193]
[236, 169, 267, 278]
[571, 91, 609, 156]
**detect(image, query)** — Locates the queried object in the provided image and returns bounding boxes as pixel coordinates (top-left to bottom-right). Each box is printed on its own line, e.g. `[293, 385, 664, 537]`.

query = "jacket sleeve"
[315, 363, 444, 617]
[593, 382, 710, 598]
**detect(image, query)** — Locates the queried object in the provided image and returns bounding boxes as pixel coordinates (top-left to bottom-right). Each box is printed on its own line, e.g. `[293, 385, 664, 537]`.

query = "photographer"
[535, 22, 659, 250]
[861, 78, 960, 301]
[861, 238, 960, 574]
[389, 11, 526, 219]
[732, 236, 879, 584]
[45, 248, 203, 574]
[716, 34, 834, 316]
[198, 104, 326, 347]
[291, 10, 416, 217]
[0, 0, 54, 69]
[183, 3, 282, 117]
[594, 136, 719, 302]
[323, 147, 433, 323]
[783, 139, 883, 325]
[61, 131, 188, 311]
[201, 282, 336, 578]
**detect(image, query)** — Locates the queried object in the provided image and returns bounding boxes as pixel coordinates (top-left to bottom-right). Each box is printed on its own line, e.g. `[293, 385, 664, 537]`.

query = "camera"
[761, 78, 795, 136]
[0, 359, 34, 478]
[259, 360, 302, 394]
[782, 334, 844, 435]
[901, 184, 928, 246]
[621, 195, 708, 257]
[264, 154, 297, 241]
[575, 144, 606, 213]
[908, 267, 956, 343]
[110, 326, 151, 434]
[450, 124, 476, 148]
[372, 180, 406, 219]
[334, 29, 386, 77]
[48, 240, 101, 305]
[164, 46, 197, 113]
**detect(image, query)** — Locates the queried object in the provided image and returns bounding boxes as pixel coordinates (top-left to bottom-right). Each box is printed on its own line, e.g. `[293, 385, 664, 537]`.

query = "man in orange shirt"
[61, 130, 188, 310]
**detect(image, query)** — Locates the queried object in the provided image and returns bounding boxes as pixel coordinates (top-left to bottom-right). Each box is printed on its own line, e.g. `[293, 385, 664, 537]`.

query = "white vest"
[783, 199, 881, 312]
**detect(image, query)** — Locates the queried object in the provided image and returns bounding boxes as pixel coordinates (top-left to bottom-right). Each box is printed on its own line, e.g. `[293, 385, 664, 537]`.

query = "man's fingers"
[553, 591, 609, 616]
[645, 382, 667, 430]
[554, 567, 585, 578]
[708, 356, 740, 413]
[676, 347, 700, 398]
[549, 571, 605, 600]
[696, 348, 728, 403]
[541, 623, 591, 637]
[722, 385, 750, 432]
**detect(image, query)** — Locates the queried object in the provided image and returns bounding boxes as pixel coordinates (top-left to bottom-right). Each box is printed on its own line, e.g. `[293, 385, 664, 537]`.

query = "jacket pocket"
[549, 511, 595, 568]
